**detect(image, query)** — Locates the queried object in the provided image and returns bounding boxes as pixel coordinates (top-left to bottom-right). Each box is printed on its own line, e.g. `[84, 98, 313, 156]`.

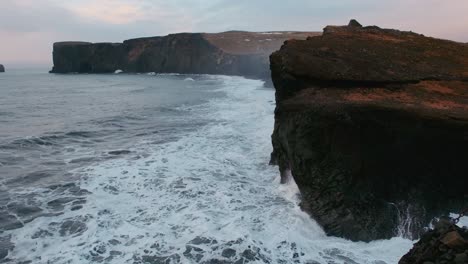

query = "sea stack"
[0, 64, 4, 72]
[270, 20, 468, 242]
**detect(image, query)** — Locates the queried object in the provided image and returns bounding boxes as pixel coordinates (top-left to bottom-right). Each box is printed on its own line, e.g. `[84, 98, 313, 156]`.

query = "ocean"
[0, 69, 414, 263]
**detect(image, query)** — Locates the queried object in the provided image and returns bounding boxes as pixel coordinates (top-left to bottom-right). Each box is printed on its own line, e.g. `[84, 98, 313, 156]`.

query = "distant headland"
[49, 31, 320, 82]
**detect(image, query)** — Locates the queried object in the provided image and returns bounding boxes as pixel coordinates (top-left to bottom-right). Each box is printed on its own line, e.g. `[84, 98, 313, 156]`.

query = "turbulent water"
[0, 70, 415, 264]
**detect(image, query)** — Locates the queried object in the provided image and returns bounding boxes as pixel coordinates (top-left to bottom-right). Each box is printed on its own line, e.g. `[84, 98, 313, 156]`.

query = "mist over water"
[1, 71, 413, 263]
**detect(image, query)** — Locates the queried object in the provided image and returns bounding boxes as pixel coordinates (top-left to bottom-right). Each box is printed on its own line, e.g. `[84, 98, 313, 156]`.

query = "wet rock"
[399, 220, 468, 263]
[270, 19, 468, 241]
[441, 231, 467, 248]
[454, 253, 467, 263]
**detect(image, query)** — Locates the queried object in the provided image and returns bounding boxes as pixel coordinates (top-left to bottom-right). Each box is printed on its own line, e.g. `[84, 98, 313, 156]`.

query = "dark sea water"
[0, 69, 413, 264]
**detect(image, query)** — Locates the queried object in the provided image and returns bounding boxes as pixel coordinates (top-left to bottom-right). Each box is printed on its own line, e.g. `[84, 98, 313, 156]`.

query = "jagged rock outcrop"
[399, 219, 468, 264]
[270, 20, 468, 242]
[50, 31, 319, 81]
[0, 64, 4, 72]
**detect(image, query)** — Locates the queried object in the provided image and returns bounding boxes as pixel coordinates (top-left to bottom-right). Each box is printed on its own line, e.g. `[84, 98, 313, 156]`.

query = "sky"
[1, 0, 467, 66]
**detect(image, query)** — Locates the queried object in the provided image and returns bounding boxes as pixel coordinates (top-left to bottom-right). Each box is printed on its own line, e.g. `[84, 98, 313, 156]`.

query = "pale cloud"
[63, 0, 180, 25]
[70, 1, 148, 24]
[0, 0, 467, 66]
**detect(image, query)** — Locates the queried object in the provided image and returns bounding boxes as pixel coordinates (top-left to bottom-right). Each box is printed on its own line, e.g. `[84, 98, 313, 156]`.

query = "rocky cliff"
[0, 64, 4, 72]
[270, 20, 468, 242]
[50, 31, 318, 81]
[399, 218, 468, 264]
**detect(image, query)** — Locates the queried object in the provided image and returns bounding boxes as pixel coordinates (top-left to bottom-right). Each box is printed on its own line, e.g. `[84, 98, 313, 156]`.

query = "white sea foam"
[7, 76, 413, 263]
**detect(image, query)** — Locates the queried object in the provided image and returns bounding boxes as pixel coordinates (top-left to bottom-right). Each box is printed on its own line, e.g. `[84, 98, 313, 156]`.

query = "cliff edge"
[50, 31, 319, 82]
[270, 20, 468, 242]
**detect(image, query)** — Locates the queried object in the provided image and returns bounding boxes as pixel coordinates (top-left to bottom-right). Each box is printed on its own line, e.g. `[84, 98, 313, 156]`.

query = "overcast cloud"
[1, 0, 467, 66]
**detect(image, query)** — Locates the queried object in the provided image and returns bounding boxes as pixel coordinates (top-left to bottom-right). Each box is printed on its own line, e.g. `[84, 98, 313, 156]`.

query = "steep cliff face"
[51, 42, 125, 73]
[50, 31, 318, 81]
[0, 64, 4, 72]
[270, 21, 468, 242]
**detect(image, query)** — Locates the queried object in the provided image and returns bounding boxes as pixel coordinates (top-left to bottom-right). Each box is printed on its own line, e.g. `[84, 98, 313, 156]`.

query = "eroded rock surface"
[399, 219, 468, 264]
[270, 20, 468, 241]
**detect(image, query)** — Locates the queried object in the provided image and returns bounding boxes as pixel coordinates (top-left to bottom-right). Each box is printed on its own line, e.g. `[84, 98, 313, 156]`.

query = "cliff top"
[53, 41, 92, 47]
[271, 20, 468, 121]
[203, 31, 320, 55]
[53, 31, 321, 56]
[272, 21, 468, 83]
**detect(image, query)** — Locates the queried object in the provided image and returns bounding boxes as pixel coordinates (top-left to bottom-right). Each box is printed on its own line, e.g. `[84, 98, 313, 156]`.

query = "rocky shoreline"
[49, 31, 319, 82]
[270, 20, 468, 245]
[399, 218, 468, 264]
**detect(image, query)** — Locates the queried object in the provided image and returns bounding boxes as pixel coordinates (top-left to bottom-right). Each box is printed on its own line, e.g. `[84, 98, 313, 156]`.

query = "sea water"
[0, 70, 416, 263]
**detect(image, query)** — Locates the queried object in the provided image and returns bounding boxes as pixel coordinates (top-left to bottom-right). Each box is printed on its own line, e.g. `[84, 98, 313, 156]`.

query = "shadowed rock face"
[50, 31, 319, 81]
[399, 219, 468, 264]
[270, 21, 468, 242]
[0, 64, 4, 72]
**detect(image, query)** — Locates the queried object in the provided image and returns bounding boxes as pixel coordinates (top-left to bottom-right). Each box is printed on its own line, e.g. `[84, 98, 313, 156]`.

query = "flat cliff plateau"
[270, 20, 468, 242]
[50, 31, 319, 82]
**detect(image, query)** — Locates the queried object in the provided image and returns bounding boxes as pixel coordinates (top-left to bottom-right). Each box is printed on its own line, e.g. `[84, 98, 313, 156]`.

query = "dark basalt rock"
[399, 219, 468, 264]
[270, 20, 468, 242]
[0, 64, 4, 72]
[50, 31, 320, 82]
